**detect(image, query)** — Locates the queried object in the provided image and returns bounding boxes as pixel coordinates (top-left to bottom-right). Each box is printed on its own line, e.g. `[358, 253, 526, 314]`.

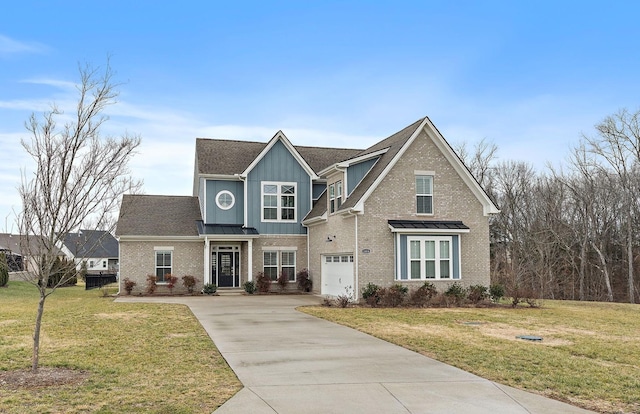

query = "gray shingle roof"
[116, 195, 202, 237]
[305, 117, 425, 220]
[61, 230, 118, 258]
[195, 138, 363, 176]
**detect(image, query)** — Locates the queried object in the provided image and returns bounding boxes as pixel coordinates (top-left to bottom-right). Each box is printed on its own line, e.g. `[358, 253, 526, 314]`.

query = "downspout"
[343, 208, 360, 301]
[354, 214, 359, 301]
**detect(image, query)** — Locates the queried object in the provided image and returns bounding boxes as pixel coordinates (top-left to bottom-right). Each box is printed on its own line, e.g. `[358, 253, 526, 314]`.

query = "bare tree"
[453, 137, 498, 190]
[17, 61, 142, 371]
[583, 108, 640, 303]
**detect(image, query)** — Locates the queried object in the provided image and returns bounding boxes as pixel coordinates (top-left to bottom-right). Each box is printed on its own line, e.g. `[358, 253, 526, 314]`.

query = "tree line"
[458, 108, 640, 303]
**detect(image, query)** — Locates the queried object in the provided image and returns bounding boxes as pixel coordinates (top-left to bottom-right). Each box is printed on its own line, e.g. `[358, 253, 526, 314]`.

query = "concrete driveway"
[117, 295, 594, 414]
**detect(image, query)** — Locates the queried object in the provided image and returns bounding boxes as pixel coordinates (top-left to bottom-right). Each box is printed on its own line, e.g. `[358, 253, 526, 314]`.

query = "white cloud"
[0, 34, 48, 56]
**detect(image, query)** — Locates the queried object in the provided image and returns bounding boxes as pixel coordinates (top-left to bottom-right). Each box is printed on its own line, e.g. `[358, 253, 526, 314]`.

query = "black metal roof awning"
[197, 222, 260, 238]
[387, 220, 470, 233]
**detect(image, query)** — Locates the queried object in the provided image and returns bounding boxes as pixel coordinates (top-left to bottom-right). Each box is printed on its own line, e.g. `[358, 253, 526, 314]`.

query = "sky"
[1, 1, 639, 233]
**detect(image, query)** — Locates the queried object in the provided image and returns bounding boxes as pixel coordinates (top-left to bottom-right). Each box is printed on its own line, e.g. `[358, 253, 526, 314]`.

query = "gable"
[245, 139, 312, 234]
[346, 118, 498, 216]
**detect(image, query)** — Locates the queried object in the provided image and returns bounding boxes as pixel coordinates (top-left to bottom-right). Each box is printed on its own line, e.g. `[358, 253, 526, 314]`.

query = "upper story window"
[329, 180, 342, 214]
[215, 190, 235, 210]
[416, 175, 433, 214]
[262, 182, 296, 222]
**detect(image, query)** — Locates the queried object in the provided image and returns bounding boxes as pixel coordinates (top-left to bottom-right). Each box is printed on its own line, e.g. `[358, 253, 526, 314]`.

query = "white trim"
[387, 225, 470, 234]
[117, 236, 202, 242]
[215, 190, 235, 210]
[197, 173, 243, 180]
[204, 238, 211, 284]
[153, 246, 175, 251]
[242, 131, 319, 179]
[248, 238, 253, 281]
[302, 211, 327, 226]
[405, 235, 453, 280]
[352, 117, 499, 216]
[318, 148, 389, 176]
[422, 117, 500, 215]
[261, 246, 298, 251]
[353, 118, 430, 213]
[415, 174, 434, 215]
[261, 181, 297, 223]
[414, 170, 435, 176]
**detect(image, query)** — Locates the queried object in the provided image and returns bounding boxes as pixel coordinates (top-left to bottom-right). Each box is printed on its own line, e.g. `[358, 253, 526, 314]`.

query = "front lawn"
[0, 281, 241, 413]
[301, 300, 640, 414]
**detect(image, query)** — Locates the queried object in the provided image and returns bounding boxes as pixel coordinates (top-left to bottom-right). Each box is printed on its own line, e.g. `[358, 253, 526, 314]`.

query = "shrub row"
[359, 282, 507, 308]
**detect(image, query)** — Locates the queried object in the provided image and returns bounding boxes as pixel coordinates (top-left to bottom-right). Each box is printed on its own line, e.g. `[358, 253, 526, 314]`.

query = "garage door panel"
[321, 254, 354, 297]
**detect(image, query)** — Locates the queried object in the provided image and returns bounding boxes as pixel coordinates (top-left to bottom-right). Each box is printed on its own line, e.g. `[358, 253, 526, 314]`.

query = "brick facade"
[308, 129, 491, 298]
[118, 239, 204, 295]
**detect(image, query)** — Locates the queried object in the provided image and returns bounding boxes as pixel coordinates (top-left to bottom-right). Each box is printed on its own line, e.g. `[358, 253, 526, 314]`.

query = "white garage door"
[321, 254, 354, 297]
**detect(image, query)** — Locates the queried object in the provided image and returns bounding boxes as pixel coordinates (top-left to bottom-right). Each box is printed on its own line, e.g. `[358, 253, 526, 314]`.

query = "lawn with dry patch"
[0, 281, 241, 413]
[301, 301, 640, 414]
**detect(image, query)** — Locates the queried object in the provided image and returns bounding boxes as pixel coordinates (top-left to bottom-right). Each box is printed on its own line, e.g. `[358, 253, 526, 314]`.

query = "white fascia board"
[116, 236, 203, 242]
[200, 234, 260, 241]
[242, 131, 319, 180]
[387, 225, 470, 234]
[421, 118, 500, 216]
[317, 148, 389, 177]
[302, 212, 328, 226]
[198, 174, 242, 181]
[353, 118, 430, 213]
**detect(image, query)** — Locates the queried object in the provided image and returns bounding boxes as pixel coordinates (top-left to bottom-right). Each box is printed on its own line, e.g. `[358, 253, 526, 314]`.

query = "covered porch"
[198, 223, 259, 288]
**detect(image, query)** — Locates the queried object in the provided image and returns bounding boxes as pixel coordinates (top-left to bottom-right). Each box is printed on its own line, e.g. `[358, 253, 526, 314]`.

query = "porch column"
[204, 238, 210, 284]
[247, 238, 253, 281]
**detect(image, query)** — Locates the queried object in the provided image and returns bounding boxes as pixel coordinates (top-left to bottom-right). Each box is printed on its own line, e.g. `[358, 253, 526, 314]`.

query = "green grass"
[301, 301, 640, 414]
[0, 281, 241, 413]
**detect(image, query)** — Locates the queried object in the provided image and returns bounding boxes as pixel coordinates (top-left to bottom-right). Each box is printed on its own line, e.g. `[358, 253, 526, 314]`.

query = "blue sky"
[1, 1, 639, 232]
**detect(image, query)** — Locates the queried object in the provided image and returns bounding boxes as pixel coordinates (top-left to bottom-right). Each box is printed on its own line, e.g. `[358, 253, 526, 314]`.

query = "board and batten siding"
[204, 179, 245, 224]
[246, 140, 311, 235]
[346, 157, 378, 195]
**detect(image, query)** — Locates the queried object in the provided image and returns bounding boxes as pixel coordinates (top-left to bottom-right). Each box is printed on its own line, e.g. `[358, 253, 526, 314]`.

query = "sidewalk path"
[117, 295, 595, 414]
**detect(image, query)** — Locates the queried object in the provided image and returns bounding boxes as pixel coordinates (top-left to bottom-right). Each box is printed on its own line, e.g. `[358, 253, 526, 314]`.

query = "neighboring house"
[0, 233, 24, 271]
[58, 230, 119, 274]
[0, 233, 66, 275]
[116, 117, 499, 297]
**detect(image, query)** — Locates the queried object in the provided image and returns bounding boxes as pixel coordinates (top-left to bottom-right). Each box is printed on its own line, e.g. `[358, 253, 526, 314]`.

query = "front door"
[213, 246, 240, 288]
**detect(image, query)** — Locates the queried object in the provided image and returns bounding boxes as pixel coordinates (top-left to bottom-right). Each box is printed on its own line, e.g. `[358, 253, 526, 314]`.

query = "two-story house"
[116, 117, 498, 297]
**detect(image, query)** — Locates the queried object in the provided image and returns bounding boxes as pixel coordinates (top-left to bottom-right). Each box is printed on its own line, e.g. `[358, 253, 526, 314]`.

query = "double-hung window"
[155, 250, 172, 282]
[416, 175, 433, 214]
[329, 180, 342, 213]
[408, 236, 452, 280]
[262, 182, 296, 222]
[263, 251, 296, 281]
[281, 251, 296, 281]
[263, 251, 278, 280]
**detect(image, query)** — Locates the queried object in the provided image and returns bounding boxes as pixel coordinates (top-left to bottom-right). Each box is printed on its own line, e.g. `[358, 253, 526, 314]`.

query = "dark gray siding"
[205, 180, 245, 224]
[312, 183, 326, 200]
[246, 140, 311, 234]
[347, 158, 378, 195]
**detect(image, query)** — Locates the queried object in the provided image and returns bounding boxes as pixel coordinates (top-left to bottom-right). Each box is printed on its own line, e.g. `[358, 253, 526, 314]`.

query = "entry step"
[216, 288, 245, 296]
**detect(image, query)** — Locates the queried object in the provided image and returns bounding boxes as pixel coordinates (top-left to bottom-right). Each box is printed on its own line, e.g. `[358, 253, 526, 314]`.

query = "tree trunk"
[32, 288, 46, 371]
[627, 218, 635, 303]
[591, 241, 613, 302]
[579, 238, 587, 301]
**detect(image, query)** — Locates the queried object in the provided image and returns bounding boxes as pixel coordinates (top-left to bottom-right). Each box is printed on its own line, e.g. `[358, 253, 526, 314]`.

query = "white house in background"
[58, 230, 119, 274]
